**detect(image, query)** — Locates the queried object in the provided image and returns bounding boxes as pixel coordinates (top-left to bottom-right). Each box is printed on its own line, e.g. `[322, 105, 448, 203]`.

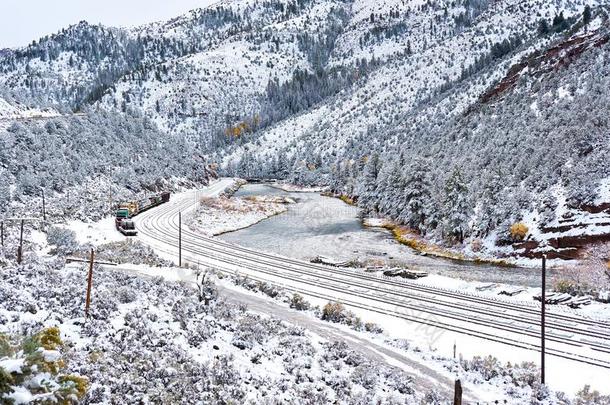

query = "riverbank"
[270, 182, 328, 193]
[362, 217, 514, 268]
[186, 193, 292, 236]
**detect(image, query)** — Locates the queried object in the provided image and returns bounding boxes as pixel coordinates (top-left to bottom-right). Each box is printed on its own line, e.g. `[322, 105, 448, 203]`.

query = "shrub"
[47, 226, 78, 255]
[460, 355, 501, 381]
[351, 365, 378, 389]
[0, 328, 88, 404]
[574, 385, 610, 404]
[554, 279, 575, 294]
[422, 390, 443, 404]
[290, 293, 311, 311]
[322, 302, 347, 323]
[256, 281, 280, 298]
[116, 286, 138, 304]
[364, 322, 383, 334]
[509, 222, 529, 241]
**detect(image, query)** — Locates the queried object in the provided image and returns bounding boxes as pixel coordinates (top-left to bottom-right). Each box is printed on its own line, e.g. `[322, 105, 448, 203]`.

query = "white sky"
[0, 0, 220, 49]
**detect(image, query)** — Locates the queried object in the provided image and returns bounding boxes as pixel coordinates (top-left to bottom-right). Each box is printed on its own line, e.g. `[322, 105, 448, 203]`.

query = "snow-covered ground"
[186, 194, 291, 236]
[130, 181, 610, 400]
[3, 181, 609, 402]
[64, 216, 127, 246]
[270, 182, 329, 193]
[128, 263, 609, 403]
[0, 261, 427, 404]
[406, 273, 610, 322]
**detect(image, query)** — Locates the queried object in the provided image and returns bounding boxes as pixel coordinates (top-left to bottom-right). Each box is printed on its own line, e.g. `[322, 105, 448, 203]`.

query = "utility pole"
[541, 254, 547, 385]
[178, 211, 182, 267]
[453, 379, 462, 405]
[1, 221, 3, 247]
[85, 249, 95, 318]
[17, 219, 24, 264]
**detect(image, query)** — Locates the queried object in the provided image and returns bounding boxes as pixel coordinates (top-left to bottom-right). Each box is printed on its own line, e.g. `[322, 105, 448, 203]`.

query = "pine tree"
[398, 158, 432, 232]
[378, 160, 405, 218]
[583, 5, 592, 30]
[356, 154, 381, 212]
[0, 171, 10, 216]
[537, 19, 549, 36]
[442, 168, 470, 243]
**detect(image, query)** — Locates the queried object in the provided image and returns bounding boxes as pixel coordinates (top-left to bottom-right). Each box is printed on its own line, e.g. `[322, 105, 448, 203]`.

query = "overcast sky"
[0, 0, 220, 49]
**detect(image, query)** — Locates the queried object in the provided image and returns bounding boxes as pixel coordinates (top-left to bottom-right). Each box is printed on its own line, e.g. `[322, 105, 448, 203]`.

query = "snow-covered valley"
[2, 0, 610, 403]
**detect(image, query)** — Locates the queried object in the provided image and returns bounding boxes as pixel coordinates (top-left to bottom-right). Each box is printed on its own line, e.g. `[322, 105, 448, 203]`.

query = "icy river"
[220, 183, 556, 287]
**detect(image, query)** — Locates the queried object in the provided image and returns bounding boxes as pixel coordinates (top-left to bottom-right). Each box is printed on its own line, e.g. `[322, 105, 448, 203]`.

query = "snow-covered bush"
[0, 259, 428, 403]
[422, 389, 444, 404]
[364, 322, 384, 334]
[460, 355, 501, 381]
[76, 240, 171, 267]
[322, 302, 348, 323]
[0, 327, 88, 404]
[321, 301, 362, 329]
[289, 293, 311, 310]
[231, 314, 281, 350]
[115, 286, 138, 304]
[350, 364, 378, 389]
[46, 226, 78, 256]
[574, 385, 610, 404]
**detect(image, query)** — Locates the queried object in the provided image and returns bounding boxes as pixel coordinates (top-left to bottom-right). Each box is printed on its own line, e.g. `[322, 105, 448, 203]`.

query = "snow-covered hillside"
[1, 0, 609, 259]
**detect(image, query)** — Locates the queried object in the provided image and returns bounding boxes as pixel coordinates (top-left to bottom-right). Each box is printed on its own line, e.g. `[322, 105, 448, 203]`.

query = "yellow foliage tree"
[510, 222, 529, 241]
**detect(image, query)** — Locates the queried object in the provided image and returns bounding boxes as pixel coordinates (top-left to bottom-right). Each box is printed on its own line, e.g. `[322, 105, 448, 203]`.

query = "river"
[219, 183, 556, 287]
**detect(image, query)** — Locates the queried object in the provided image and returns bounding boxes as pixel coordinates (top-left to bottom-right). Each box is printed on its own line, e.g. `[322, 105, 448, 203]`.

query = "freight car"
[115, 191, 171, 236]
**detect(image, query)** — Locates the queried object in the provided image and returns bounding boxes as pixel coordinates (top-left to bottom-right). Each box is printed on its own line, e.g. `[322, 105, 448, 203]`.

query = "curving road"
[133, 179, 610, 372]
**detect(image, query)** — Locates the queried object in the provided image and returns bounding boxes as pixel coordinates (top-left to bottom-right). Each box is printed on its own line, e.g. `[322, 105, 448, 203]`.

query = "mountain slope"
[0, 0, 608, 258]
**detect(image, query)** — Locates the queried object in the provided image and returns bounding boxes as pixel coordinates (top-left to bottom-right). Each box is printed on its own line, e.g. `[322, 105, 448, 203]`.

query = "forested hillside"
[0, 0, 608, 257]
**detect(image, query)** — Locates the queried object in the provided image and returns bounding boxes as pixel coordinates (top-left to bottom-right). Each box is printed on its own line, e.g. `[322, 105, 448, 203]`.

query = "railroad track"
[133, 182, 610, 369]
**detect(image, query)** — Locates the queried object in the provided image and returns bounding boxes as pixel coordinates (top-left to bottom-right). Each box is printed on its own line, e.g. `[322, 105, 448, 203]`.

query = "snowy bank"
[186, 195, 291, 236]
[270, 182, 329, 193]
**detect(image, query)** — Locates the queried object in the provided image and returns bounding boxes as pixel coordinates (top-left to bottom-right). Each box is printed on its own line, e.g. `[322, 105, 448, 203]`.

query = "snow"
[362, 217, 391, 227]
[0, 358, 25, 374]
[0, 260, 427, 403]
[595, 176, 610, 205]
[557, 85, 573, 100]
[41, 349, 62, 362]
[64, 216, 126, 246]
[271, 182, 328, 193]
[6, 386, 34, 404]
[186, 195, 289, 236]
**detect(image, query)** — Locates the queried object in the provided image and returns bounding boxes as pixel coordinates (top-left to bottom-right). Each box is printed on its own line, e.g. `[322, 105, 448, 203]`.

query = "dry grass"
[386, 223, 511, 266]
[339, 195, 355, 205]
[200, 196, 272, 213]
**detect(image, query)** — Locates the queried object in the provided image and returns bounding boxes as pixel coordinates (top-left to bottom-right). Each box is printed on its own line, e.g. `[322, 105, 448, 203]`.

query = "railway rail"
[133, 181, 610, 369]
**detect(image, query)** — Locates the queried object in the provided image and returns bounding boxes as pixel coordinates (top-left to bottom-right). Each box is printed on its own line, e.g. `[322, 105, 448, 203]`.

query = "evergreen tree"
[356, 154, 381, 212]
[442, 168, 470, 243]
[583, 5, 592, 30]
[378, 161, 404, 218]
[398, 158, 432, 232]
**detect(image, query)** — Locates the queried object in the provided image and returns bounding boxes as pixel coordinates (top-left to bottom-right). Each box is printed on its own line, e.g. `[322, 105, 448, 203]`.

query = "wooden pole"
[453, 379, 462, 405]
[85, 249, 95, 318]
[17, 219, 24, 264]
[1, 221, 3, 247]
[178, 211, 182, 267]
[541, 255, 546, 385]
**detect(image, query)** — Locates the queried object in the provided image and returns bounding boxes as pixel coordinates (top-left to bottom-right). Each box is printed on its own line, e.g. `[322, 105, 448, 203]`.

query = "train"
[115, 192, 170, 236]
